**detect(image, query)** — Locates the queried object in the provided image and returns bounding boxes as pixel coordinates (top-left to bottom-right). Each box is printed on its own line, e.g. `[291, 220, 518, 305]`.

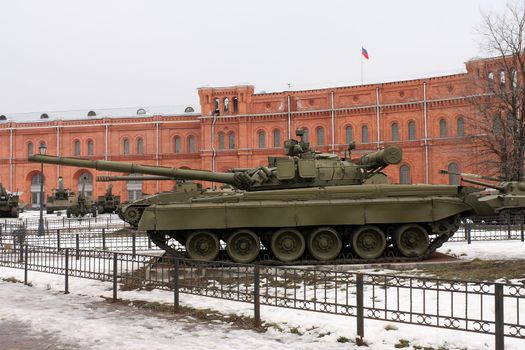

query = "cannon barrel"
[438, 169, 502, 182]
[29, 154, 237, 186]
[357, 146, 402, 169]
[58, 176, 64, 191]
[97, 175, 175, 182]
[107, 184, 113, 195]
[438, 170, 505, 191]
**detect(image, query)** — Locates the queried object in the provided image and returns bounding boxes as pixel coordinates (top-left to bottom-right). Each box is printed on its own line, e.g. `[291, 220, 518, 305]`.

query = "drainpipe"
[105, 123, 109, 161]
[423, 82, 429, 184]
[376, 87, 380, 149]
[287, 95, 292, 138]
[330, 91, 335, 153]
[211, 113, 218, 184]
[56, 126, 60, 185]
[155, 119, 159, 192]
[9, 128, 13, 191]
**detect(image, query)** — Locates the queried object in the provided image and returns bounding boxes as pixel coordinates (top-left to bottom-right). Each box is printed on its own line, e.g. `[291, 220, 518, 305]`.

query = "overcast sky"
[0, 0, 510, 114]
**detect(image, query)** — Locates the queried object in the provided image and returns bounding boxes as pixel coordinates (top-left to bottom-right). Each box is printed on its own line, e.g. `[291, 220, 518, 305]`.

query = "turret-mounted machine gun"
[439, 169, 525, 222]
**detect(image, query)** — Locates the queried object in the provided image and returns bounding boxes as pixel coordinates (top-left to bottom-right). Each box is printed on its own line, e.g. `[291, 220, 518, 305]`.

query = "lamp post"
[37, 143, 47, 236]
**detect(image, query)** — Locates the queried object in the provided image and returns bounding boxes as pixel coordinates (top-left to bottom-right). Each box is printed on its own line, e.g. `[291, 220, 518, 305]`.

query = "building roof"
[0, 104, 201, 123]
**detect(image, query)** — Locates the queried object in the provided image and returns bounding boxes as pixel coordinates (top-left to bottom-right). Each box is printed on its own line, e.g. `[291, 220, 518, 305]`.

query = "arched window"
[391, 122, 399, 141]
[136, 137, 144, 155]
[488, 71, 494, 90]
[228, 132, 235, 149]
[439, 119, 447, 138]
[87, 139, 94, 156]
[136, 108, 146, 115]
[224, 98, 229, 113]
[214, 98, 220, 114]
[408, 121, 416, 140]
[123, 138, 130, 155]
[362, 125, 369, 143]
[127, 174, 142, 201]
[74, 140, 81, 156]
[28, 142, 34, 156]
[184, 106, 195, 113]
[457, 117, 465, 137]
[301, 127, 309, 143]
[448, 163, 459, 185]
[399, 165, 411, 184]
[273, 129, 281, 148]
[187, 135, 196, 153]
[499, 70, 506, 86]
[174, 136, 181, 153]
[345, 126, 353, 144]
[78, 172, 93, 197]
[232, 97, 239, 113]
[258, 130, 266, 148]
[218, 132, 225, 150]
[30, 172, 44, 208]
[316, 127, 324, 145]
[87, 110, 96, 117]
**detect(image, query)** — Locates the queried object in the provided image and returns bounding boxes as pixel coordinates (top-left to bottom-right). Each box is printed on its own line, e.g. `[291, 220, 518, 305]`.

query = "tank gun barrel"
[438, 169, 502, 182]
[438, 170, 505, 191]
[356, 146, 402, 169]
[29, 154, 238, 187]
[97, 175, 176, 182]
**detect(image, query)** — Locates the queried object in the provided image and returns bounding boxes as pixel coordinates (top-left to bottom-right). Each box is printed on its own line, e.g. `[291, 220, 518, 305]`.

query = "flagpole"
[360, 44, 363, 85]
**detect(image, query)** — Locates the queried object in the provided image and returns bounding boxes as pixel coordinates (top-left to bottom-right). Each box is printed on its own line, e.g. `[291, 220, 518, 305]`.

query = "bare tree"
[468, 1, 525, 180]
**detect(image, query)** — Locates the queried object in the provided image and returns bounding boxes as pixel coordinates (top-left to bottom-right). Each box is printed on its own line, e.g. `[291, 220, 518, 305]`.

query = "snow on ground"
[437, 240, 525, 260]
[1, 257, 524, 349]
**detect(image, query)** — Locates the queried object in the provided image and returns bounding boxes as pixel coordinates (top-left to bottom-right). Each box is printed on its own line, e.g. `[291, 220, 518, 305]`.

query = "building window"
[391, 122, 399, 141]
[187, 135, 196, 153]
[408, 121, 416, 140]
[136, 137, 144, 155]
[499, 70, 506, 86]
[224, 98, 229, 113]
[399, 165, 411, 184]
[87, 110, 96, 117]
[87, 139, 94, 155]
[301, 127, 309, 143]
[258, 130, 266, 148]
[316, 127, 324, 145]
[30, 172, 44, 208]
[457, 117, 465, 137]
[488, 71, 494, 90]
[127, 174, 142, 201]
[78, 172, 93, 197]
[232, 97, 239, 113]
[512, 69, 518, 90]
[228, 132, 235, 149]
[28, 142, 34, 156]
[123, 138, 130, 155]
[273, 129, 281, 148]
[218, 132, 225, 150]
[74, 140, 81, 156]
[214, 98, 220, 114]
[439, 119, 447, 138]
[448, 163, 459, 185]
[184, 106, 195, 113]
[174, 136, 181, 153]
[345, 126, 353, 144]
[362, 125, 369, 144]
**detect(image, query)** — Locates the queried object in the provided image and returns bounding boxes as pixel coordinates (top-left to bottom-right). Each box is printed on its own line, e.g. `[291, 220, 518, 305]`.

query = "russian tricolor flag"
[361, 47, 369, 60]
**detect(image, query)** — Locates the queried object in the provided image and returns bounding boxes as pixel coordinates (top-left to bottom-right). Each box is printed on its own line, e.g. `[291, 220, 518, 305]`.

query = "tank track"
[145, 216, 459, 266]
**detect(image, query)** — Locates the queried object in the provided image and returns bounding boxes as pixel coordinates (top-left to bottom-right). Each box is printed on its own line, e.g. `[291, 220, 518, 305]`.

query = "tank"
[30, 130, 509, 264]
[96, 184, 121, 214]
[440, 169, 525, 222]
[45, 177, 73, 214]
[65, 180, 97, 218]
[0, 183, 19, 218]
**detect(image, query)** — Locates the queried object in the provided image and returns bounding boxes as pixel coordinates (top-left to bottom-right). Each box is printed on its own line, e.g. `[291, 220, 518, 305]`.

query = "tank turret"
[66, 178, 97, 218]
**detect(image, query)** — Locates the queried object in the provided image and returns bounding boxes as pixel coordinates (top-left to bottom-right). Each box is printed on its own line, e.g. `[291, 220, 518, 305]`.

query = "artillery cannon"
[0, 183, 19, 218]
[96, 184, 121, 214]
[46, 177, 73, 214]
[66, 179, 97, 218]
[31, 129, 513, 265]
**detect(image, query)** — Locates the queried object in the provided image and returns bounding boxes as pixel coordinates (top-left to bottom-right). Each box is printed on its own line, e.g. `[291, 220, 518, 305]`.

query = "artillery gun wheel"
[351, 226, 386, 259]
[393, 224, 429, 257]
[307, 227, 342, 261]
[226, 229, 260, 263]
[186, 230, 220, 261]
[270, 228, 305, 263]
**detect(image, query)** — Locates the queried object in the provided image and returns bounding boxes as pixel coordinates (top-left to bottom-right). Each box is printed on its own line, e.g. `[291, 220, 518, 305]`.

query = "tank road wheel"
[270, 228, 305, 263]
[186, 230, 220, 261]
[123, 207, 143, 226]
[393, 224, 429, 257]
[351, 226, 386, 259]
[307, 227, 342, 261]
[226, 229, 261, 263]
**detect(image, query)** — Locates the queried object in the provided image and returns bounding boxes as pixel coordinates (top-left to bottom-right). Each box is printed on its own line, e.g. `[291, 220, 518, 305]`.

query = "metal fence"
[0, 215, 127, 235]
[0, 245, 522, 349]
[454, 218, 525, 243]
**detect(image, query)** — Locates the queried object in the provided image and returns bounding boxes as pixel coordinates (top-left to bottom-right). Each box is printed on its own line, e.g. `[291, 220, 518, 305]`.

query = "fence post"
[62, 216, 65, 227]
[254, 266, 261, 328]
[173, 258, 179, 312]
[148, 236, 152, 249]
[0, 225, 3, 246]
[75, 234, 80, 260]
[24, 245, 28, 285]
[356, 273, 364, 345]
[132, 232, 136, 258]
[102, 228, 106, 250]
[57, 229, 61, 250]
[494, 283, 504, 350]
[65, 248, 69, 294]
[521, 222, 524, 242]
[507, 220, 512, 239]
[112, 252, 118, 302]
[467, 222, 471, 245]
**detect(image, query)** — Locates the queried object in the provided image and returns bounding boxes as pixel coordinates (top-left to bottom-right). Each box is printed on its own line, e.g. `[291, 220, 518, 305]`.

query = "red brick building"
[0, 57, 503, 207]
